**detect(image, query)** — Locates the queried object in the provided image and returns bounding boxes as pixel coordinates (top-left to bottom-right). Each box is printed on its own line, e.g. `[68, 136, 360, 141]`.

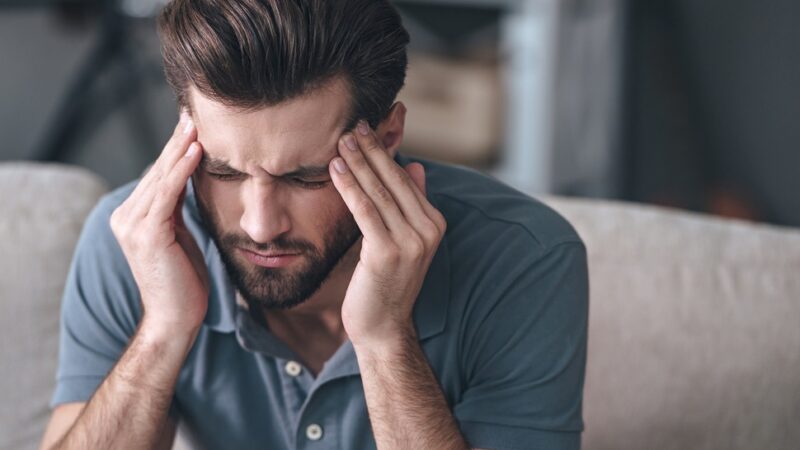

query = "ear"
[375, 102, 407, 158]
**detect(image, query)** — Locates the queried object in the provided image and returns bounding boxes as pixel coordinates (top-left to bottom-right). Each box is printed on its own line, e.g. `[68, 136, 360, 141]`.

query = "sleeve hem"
[459, 420, 581, 450]
[50, 375, 106, 409]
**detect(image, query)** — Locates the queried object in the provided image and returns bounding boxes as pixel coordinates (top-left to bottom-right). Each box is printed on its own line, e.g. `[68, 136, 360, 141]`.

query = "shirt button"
[285, 360, 302, 377]
[306, 423, 323, 441]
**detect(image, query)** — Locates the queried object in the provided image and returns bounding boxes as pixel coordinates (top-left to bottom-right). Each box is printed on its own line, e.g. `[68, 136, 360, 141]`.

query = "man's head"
[156, 0, 410, 311]
[158, 0, 409, 130]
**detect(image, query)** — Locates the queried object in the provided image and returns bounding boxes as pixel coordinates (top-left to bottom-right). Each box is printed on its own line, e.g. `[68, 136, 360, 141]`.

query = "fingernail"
[343, 134, 358, 151]
[185, 143, 198, 158]
[357, 120, 369, 135]
[333, 157, 348, 173]
[183, 117, 194, 134]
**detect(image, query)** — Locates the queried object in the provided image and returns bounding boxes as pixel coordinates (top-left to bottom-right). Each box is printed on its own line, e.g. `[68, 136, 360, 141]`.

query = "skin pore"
[187, 76, 406, 374]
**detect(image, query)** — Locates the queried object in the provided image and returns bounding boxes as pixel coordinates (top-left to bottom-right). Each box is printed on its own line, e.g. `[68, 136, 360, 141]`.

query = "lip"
[238, 248, 301, 268]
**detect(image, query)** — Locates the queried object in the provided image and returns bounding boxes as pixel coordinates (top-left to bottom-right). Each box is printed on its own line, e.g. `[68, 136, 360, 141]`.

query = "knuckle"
[348, 152, 369, 170]
[355, 196, 375, 216]
[371, 184, 393, 204]
[109, 208, 129, 235]
[431, 210, 447, 233]
[156, 184, 172, 201]
[405, 235, 425, 257]
[391, 167, 410, 186]
[379, 244, 401, 264]
[364, 142, 383, 154]
[148, 168, 165, 187]
[109, 208, 122, 226]
[340, 175, 359, 190]
[420, 220, 441, 242]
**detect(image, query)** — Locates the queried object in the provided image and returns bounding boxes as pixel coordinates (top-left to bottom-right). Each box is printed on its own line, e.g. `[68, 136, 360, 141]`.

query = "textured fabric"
[0, 163, 108, 450]
[542, 196, 800, 450]
[50, 153, 587, 450]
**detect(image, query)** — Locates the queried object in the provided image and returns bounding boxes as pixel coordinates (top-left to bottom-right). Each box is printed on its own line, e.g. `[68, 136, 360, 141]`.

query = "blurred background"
[0, 0, 798, 226]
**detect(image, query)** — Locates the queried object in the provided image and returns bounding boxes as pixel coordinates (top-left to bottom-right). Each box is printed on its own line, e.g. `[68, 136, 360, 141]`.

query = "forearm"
[50, 319, 197, 450]
[354, 331, 469, 450]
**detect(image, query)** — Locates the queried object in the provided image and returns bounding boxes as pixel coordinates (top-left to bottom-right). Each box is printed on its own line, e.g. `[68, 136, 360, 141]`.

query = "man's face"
[188, 78, 362, 311]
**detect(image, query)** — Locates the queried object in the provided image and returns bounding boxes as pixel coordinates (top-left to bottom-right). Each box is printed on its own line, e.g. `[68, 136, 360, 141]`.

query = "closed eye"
[206, 171, 245, 181]
[290, 178, 330, 189]
[207, 170, 329, 190]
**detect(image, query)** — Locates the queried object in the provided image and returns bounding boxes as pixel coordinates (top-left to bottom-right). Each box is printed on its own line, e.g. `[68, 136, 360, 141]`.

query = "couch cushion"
[0, 163, 107, 450]
[543, 196, 800, 450]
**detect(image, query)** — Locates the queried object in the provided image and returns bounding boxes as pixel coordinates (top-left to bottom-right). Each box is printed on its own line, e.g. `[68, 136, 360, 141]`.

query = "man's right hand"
[109, 111, 208, 336]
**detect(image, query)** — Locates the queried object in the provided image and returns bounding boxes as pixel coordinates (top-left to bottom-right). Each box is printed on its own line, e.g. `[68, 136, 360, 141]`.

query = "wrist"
[108, 317, 199, 396]
[351, 325, 417, 360]
[138, 314, 201, 348]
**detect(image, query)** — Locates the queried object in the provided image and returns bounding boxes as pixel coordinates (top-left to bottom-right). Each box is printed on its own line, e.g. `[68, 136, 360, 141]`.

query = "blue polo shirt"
[51, 152, 589, 450]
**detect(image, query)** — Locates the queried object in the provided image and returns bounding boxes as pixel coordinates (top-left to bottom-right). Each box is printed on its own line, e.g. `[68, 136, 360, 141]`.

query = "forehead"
[188, 78, 351, 173]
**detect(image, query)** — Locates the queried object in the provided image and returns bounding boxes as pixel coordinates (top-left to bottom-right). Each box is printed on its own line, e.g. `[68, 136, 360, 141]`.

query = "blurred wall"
[623, 0, 800, 226]
[1, 2, 797, 227]
[0, 7, 177, 188]
[552, 0, 624, 198]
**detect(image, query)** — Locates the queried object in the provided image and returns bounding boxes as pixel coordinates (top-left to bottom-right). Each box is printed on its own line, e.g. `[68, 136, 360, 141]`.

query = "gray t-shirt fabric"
[51, 152, 589, 450]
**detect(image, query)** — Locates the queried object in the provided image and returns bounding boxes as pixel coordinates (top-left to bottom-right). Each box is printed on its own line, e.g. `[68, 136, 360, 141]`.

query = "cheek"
[195, 177, 243, 229]
[286, 188, 352, 246]
[291, 187, 346, 225]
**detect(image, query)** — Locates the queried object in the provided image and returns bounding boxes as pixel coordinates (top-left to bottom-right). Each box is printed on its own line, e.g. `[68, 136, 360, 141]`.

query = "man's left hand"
[329, 120, 447, 349]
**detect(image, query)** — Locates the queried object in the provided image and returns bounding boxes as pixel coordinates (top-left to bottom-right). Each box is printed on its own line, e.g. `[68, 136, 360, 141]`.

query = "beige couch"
[2, 162, 798, 450]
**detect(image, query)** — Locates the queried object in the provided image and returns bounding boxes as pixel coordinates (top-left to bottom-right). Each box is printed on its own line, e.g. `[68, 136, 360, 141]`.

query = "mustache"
[220, 234, 316, 255]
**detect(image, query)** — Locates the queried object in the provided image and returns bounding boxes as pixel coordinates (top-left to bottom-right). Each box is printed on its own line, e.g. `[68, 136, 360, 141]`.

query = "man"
[40, 1, 589, 449]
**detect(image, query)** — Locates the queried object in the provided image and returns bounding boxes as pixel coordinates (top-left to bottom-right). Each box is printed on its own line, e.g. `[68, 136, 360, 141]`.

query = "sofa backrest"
[543, 196, 800, 450]
[0, 163, 108, 450]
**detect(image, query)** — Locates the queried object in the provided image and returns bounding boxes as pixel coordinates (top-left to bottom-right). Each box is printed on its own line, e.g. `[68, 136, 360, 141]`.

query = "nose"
[239, 182, 292, 244]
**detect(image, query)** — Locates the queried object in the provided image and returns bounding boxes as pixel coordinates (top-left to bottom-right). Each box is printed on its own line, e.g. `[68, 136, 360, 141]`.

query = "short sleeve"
[454, 241, 589, 450]
[50, 189, 143, 408]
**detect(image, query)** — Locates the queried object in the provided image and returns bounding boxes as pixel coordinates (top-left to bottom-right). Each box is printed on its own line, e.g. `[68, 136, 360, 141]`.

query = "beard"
[194, 190, 361, 312]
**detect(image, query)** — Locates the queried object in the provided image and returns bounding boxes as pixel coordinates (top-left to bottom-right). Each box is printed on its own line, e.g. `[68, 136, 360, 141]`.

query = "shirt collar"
[186, 152, 450, 342]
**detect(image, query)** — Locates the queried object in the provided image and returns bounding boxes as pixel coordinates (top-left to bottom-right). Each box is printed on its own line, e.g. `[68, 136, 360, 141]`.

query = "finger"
[173, 184, 210, 291]
[337, 133, 411, 234]
[129, 112, 198, 217]
[135, 111, 195, 192]
[173, 184, 187, 228]
[404, 162, 426, 195]
[402, 163, 444, 234]
[329, 155, 393, 243]
[402, 163, 439, 223]
[351, 121, 438, 229]
[147, 142, 203, 222]
[157, 109, 198, 173]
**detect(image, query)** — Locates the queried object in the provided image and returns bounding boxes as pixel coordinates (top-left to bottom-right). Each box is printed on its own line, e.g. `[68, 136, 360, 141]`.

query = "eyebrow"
[199, 153, 332, 179]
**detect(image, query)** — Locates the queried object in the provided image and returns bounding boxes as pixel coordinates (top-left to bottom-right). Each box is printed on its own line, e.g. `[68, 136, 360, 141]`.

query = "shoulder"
[401, 155, 588, 330]
[84, 179, 140, 231]
[64, 179, 143, 335]
[403, 154, 583, 258]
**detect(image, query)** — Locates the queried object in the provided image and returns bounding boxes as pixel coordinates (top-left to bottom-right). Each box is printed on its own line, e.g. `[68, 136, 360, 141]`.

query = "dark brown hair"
[157, 0, 410, 130]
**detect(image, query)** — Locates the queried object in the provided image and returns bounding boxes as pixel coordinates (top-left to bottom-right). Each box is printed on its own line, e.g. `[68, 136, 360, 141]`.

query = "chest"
[177, 334, 375, 449]
[276, 332, 345, 378]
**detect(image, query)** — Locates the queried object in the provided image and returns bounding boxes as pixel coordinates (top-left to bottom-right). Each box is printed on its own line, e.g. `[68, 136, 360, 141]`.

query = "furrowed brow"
[200, 153, 331, 178]
[281, 165, 331, 178]
[200, 154, 240, 173]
